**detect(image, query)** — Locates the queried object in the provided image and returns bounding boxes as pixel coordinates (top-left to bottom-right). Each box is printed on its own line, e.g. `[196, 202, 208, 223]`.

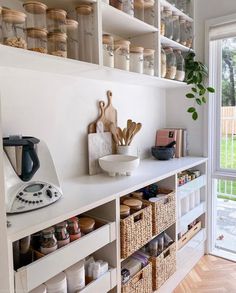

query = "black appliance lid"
[3, 136, 40, 146]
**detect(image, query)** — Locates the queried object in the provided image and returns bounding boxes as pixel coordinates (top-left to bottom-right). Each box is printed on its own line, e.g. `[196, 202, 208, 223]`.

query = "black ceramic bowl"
[151, 146, 175, 160]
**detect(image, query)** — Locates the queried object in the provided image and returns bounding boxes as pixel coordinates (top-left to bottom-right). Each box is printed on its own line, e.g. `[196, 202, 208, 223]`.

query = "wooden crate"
[178, 221, 202, 250]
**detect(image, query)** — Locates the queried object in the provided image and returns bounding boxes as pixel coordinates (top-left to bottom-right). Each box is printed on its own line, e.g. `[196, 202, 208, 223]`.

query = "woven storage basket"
[150, 242, 176, 291]
[122, 262, 152, 293]
[143, 188, 176, 236]
[120, 203, 152, 259]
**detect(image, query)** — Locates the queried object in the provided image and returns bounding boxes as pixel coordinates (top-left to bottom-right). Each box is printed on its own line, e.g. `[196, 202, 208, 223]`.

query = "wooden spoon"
[127, 119, 132, 130]
[128, 122, 142, 145]
[117, 127, 124, 146]
[126, 122, 136, 145]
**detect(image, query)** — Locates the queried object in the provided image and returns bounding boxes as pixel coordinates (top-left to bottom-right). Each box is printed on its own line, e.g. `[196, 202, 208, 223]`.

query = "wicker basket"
[143, 188, 176, 236]
[150, 242, 176, 291]
[122, 262, 152, 293]
[120, 203, 152, 259]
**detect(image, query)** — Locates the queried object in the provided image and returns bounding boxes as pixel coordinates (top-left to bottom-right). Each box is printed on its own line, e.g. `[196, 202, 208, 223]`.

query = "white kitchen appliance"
[3, 136, 62, 214]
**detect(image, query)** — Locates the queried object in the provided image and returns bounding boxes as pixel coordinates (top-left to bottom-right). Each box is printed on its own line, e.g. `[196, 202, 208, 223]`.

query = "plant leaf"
[207, 87, 215, 93]
[192, 112, 198, 120]
[192, 87, 197, 93]
[202, 97, 207, 103]
[196, 98, 202, 105]
[197, 84, 204, 90]
[188, 107, 196, 113]
[199, 88, 206, 96]
[186, 93, 195, 99]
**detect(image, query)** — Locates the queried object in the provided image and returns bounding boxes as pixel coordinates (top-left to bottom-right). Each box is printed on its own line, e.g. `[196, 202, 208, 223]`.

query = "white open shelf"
[161, 35, 193, 52]
[102, 3, 158, 38]
[160, 0, 193, 22]
[178, 174, 206, 200]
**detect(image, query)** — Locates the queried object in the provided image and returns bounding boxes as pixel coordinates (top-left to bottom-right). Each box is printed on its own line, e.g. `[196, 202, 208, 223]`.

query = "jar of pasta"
[164, 47, 176, 79]
[48, 32, 67, 57]
[103, 34, 114, 68]
[114, 39, 130, 71]
[26, 28, 47, 53]
[46, 8, 67, 33]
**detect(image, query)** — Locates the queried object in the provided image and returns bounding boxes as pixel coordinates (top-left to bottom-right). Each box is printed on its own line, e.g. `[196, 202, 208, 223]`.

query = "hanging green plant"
[185, 52, 215, 120]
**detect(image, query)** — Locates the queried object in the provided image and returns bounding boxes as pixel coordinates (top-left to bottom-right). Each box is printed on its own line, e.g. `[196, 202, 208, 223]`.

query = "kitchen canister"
[122, 0, 134, 17]
[23, 1, 47, 30]
[46, 8, 67, 33]
[114, 39, 130, 71]
[40, 227, 58, 255]
[67, 217, 81, 241]
[120, 204, 131, 219]
[48, 32, 67, 58]
[174, 49, 185, 81]
[64, 259, 85, 293]
[45, 272, 67, 293]
[29, 284, 47, 293]
[26, 28, 47, 53]
[143, 48, 155, 76]
[130, 46, 144, 74]
[144, 0, 155, 26]
[134, 0, 144, 21]
[164, 47, 176, 79]
[66, 19, 79, 60]
[103, 34, 114, 68]
[55, 221, 70, 248]
[79, 217, 95, 234]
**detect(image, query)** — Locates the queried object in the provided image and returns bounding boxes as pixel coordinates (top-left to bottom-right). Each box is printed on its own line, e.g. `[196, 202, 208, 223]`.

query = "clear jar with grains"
[163, 8, 173, 40]
[23, 1, 47, 29]
[66, 19, 79, 60]
[143, 48, 155, 76]
[176, 0, 187, 13]
[76, 3, 94, 63]
[161, 47, 166, 78]
[180, 16, 187, 46]
[122, 0, 134, 17]
[130, 46, 144, 74]
[114, 39, 130, 71]
[164, 47, 176, 79]
[172, 12, 180, 43]
[0, 7, 3, 43]
[40, 227, 58, 255]
[55, 221, 70, 248]
[48, 32, 67, 57]
[46, 8, 67, 33]
[144, 0, 155, 26]
[134, 0, 144, 21]
[2, 8, 27, 49]
[26, 28, 47, 53]
[160, 6, 165, 36]
[67, 217, 81, 241]
[110, 0, 123, 11]
[174, 49, 185, 81]
[186, 21, 193, 48]
[103, 34, 114, 68]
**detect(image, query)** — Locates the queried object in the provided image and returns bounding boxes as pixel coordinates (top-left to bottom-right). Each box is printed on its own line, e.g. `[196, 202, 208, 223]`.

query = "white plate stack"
[29, 284, 47, 293]
[45, 272, 67, 293]
[64, 259, 85, 293]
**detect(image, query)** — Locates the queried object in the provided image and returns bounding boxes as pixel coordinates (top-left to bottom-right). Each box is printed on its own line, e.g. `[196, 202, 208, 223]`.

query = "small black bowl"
[151, 146, 175, 160]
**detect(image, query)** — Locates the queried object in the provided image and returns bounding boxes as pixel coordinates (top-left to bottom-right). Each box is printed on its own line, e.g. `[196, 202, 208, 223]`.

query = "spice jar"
[26, 28, 47, 53]
[180, 16, 187, 46]
[76, 4, 94, 63]
[164, 47, 176, 79]
[134, 0, 144, 21]
[123, 198, 142, 213]
[160, 6, 165, 36]
[40, 227, 58, 255]
[103, 34, 114, 68]
[144, 0, 155, 26]
[120, 205, 130, 219]
[79, 217, 95, 234]
[110, 0, 123, 11]
[172, 12, 180, 43]
[143, 48, 155, 76]
[48, 32, 67, 57]
[161, 47, 166, 78]
[2, 8, 27, 49]
[114, 39, 130, 71]
[163, 8, 173, 39]
[46, 8, 67, 33]
[67, 217, 81, 241]
[174, 49, 185, 81]
[130, 46, 144, 74]
[23, 1, 47, 29]
[122, 0, 134, 17]
[186, 21, 193, 48]
[55, 221, 70, 248]
[66, 19, 79, 60]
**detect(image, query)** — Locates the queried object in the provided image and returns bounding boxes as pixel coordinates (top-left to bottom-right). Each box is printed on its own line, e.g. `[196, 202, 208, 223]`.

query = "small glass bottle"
[134, 0, 144, 21]
[174, 49, 185, 81]
[114, 39, 130, 71]
[130, 46, 144, 74]
[180, 16, 187, 46]
[76, 4, 94, 63]
[46, 8, 67, 33]
[55, 221, 70, 248]
[164, 47, 176, 80]
[66, 19, 79, 60]
[48, 32, 67, 57]
[2, 8, 27, 49]
[144, 0, 155, 26]
[186, 21, 193, 48]
[122, 0, 134, 17]
[67, 217, 82, 241]
[160, 6, 165, 36]
[23, 1, 47, 29]
[26, 28, 47, 53]
[103, 34, 114, 68]
[40, 227, 58, 255]
[172, 13, 180, 43]
[143, 48, 155, 76]
[161, 47, 166, 78]
[163, 8, 173, 40]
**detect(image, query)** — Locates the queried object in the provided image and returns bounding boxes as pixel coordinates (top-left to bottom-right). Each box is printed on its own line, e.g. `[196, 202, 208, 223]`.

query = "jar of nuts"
[26, 28, 47, 53]
[46, 8, 67, 33]
[40, 227, 58, 255]
[2, 8, 27, 49]
[23, 1, 47, 30]
[48, 32, 67, 58]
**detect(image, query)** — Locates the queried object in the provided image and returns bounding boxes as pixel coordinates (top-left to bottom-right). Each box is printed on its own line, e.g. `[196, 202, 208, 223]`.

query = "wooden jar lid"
[76, 4, 93, 15]
[130, 46, 144, 53]
[123, 198, 142, 209]
[144, 48, 155, 56]
[66, 19, 79, 30]
[144, 0, 154, 8]
[134, 0, 144, 9]
[27, 27, 47, 38]
[120, 204, 130, 214]
[179, 16, 186, 22]
[23, 1, 48, 14]
[0, 7, 2, 15]
[48, 32, 67, 42]
[102, 34, 113, 45]
[79, 217, 95, 230]
[114, 39, 130, 49]
[2, 8, 26, 24]
[47, 8, 67, 21]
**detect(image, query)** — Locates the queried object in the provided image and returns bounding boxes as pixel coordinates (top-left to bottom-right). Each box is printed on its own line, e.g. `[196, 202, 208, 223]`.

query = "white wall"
[0, 68, 166, 179]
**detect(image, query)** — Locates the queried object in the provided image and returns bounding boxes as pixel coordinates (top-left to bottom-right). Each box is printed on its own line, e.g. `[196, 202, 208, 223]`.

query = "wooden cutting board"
[88, 100, 111, 134]
[88, 121, 112, 175]
[104, 90, 117, 127]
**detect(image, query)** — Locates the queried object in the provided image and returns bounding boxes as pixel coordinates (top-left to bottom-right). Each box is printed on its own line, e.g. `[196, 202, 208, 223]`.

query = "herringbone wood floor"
[173, 255, 236, 293]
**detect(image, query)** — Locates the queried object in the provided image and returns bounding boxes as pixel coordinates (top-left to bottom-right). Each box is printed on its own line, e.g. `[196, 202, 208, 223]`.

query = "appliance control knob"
[19, 192, 23, 196]
[49, 185, 52, 189]
[46, 189, 53, 198]
[33, 193, 38, 196]
[29, 201, 32, 204]
[40, 200, 43, 202]
[36, 201, 39, 204]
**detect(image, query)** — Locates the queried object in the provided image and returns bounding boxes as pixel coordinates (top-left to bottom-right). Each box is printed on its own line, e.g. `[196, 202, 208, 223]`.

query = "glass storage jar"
[66, 19, 79, 60]
[144, 0, 155, 26]
[174, 49, 185, 81]
[180, 16, 187, 46]
[2, 8, 27, 49]
[161, 47, 166, 78]
[163, 8, 173, 39]
[134, 0, 144, 21]
[164, 47, 176, 79]
[110, 0, 123, 11]
[0, 7, 2, 44]
[48, 32, 67, 57]
[143, 48, 155, 76]
[26, 28, 47, 53]
[160, 6, 165, 36]
[176, 0, 187, 13]
[186, 21, 193, 48]
[40, 227, 58, 255]
[46, 8, 67, 33]
[103, 34, 114, 68]
[122, 0, 134, 17]
[23, 1, 47, 29]
[55, 221, 70, 248]
[67, 217, 81, 241]
[76, 4, 94, 63]
[114, 39, 130, 71]
[172, 12, 180, 43]
[130, 46, 144, 73]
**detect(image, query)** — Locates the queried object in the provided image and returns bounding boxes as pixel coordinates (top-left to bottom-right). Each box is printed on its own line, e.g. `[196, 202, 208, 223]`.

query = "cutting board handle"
[107, 90, 112, 105]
